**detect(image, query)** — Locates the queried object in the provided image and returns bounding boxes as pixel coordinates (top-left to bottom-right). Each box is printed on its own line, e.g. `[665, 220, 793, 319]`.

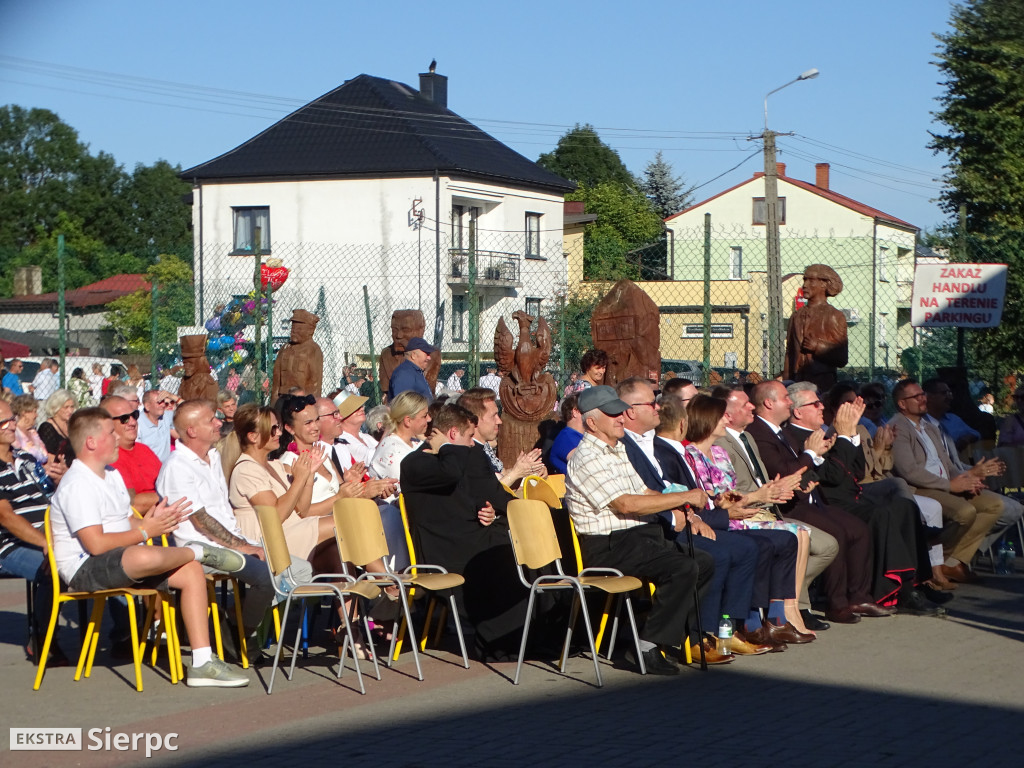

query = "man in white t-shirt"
[50, 406, 249, 688]
[157, 400, 289, 659]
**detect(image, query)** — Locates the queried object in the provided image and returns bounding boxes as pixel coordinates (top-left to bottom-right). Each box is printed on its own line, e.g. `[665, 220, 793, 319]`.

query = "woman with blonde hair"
[125, 364, 149, 402]
[10, 394, 47, 464]
[368, 391, 430, 492]
[37, 389, 76, 467]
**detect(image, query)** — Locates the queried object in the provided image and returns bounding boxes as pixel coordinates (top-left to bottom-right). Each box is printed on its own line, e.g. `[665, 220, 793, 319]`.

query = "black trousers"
[579, 523, 712, 647]
[784, 501, 873, 609]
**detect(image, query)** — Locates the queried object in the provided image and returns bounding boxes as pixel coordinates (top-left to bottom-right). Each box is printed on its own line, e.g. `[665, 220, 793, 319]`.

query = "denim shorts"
[68, 547, 170, 593]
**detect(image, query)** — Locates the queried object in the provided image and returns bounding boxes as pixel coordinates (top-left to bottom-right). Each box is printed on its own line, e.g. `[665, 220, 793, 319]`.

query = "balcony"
[447, 249, 521, 289]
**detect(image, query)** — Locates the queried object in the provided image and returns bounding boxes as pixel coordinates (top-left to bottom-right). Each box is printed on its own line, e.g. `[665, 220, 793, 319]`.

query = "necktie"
[739, 432, 768, 485]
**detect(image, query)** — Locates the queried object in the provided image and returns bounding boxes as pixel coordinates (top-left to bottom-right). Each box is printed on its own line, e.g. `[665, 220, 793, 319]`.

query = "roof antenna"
[429, 59, 436, 74]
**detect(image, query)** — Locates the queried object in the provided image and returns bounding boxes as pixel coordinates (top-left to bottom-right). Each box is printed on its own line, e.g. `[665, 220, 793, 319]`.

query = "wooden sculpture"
[377, 309, 441, 400]
[590, 280, 661, 386]
[784, 264, 848, 389]
[271, 309, 324, 400]
[179, 334, 220, 402]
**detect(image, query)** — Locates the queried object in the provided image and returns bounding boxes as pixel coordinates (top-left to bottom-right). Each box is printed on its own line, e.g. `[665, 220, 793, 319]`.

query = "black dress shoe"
[801, 609, 831, 631]
[627, 647, 680, 676]
[919, 583, 955, 605]
[850, 602, 894, 618]
[898, 589, 948, 617]
[824, 607, 862, 624]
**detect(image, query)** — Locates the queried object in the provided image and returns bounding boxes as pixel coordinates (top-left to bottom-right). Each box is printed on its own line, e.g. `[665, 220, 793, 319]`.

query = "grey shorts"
[68, 547, 171, 593]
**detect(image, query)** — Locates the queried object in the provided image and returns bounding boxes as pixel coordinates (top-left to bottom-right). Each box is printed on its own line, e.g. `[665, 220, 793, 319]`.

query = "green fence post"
[467, 214, 479, 379]
[703, 213, 712, 373]
[151, 278, 160, 388]
[252, 228, 263, 404]
[57, 234, 66, 388]
[363, 285, 380, 403]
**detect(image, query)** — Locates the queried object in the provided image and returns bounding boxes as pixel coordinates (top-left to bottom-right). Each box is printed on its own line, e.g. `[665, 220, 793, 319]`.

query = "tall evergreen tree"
[537, 124, 636, 188]
[641, 151, 692, 219]
[930, 0, 1024, 233]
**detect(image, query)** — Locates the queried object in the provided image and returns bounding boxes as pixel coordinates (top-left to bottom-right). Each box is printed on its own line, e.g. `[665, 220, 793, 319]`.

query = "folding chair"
[506, 498, 646, 687]
[254, 505, 380, 694]
[33, 508, 174, 692]
[333, 498, 469, 679]
[394, 494, 468, 663]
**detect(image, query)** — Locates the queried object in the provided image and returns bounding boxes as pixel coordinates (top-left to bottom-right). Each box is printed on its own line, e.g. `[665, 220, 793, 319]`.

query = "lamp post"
[762, 68, 818, 377]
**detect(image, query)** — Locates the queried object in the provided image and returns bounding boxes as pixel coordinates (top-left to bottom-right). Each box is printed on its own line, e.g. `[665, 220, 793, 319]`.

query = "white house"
[182, 69, 573, 389]
[664, 162, 919, 373]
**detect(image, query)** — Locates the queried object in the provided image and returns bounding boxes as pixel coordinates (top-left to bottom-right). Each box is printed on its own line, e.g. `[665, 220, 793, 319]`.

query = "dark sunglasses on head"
[286, 394, 317, 412]
[115, 410, 140, 424]
[864, 399, 883, 408]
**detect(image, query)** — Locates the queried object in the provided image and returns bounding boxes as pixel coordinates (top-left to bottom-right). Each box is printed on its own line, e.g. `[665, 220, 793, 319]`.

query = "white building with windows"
[182, 69, 572, 390]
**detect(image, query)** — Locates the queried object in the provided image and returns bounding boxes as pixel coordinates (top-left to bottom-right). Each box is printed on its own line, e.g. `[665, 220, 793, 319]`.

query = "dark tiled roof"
[181, 75, 574, 194]
[0, 274, 151, 313]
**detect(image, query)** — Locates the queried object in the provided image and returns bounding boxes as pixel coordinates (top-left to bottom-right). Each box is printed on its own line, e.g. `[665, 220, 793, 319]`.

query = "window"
[451, 205, 465, 250]
[452, 294, 466, 341]
[752, 197, 786, 225]
[878, 246, 889, 281]
[729, 246, 743, 279]
[525, 212, 541, 258]
[525, 297, 542, 318]
[232, 207, 270, 254]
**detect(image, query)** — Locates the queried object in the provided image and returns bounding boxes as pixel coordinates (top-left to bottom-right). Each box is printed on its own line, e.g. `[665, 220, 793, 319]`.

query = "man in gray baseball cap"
[564, 385, 714, 675]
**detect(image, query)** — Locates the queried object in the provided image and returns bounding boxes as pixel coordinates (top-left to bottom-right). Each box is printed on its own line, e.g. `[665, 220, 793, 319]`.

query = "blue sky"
[1, 0, 956, 232]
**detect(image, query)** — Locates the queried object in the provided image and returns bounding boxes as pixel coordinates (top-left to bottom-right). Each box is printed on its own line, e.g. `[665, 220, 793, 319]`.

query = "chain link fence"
[0, 220, 1018, 418]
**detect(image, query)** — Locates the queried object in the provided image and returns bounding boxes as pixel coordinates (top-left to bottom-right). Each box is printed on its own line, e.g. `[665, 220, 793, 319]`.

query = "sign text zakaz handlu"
[911, 263, 1007, 328]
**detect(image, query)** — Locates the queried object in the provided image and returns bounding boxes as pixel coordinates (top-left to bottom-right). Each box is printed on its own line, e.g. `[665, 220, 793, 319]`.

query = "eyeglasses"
[270, 425, 282, 436]
[114, 410, 140, 424]
[318, 410, 341, 420]
[0, 417, 15, 429]
[796, 399, 823, 409]
[898, 392, 927, 401]
[627, 401, 659, 411]
[864, 399, 883, 408]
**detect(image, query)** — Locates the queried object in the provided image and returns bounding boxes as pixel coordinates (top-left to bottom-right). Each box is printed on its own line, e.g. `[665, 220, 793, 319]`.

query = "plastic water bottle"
[716, 615, 733, 656]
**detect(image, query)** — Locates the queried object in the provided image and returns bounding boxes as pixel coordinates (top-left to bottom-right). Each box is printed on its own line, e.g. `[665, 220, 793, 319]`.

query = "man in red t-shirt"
[105, 396, 162, 513]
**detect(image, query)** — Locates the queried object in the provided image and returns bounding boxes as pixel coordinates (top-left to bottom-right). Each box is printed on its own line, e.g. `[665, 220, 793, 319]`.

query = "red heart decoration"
[260, 263, 289, 292]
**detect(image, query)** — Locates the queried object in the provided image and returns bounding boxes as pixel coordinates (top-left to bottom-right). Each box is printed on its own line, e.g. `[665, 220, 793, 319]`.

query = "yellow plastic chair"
[255, 505, 380, 694]
[546, 474, 566, 498]
[333, 498, 469, 680]
[33, 509, 174, 692]
[506, 499, 646, 687]
[394, 494, 465, 660]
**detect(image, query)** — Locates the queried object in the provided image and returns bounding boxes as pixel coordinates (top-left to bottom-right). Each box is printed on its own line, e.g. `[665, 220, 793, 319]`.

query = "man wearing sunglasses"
[137, 390, 178, 463]
[107, 396, 162, 515]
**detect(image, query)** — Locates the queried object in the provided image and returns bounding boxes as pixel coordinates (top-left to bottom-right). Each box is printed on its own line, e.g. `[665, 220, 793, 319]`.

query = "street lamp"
[761, 67, 819, 377]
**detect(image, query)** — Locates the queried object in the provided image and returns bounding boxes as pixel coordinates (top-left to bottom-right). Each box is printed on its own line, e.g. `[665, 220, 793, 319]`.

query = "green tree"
[105, 254, 194, 353]
[537, 124, 636, 188]
[930, 0, 1024, 233]
[641, 151, 693, 219]
[122, 160, 193, 257]
[567, 182, 665, 281]
[545, 286, 607, 384]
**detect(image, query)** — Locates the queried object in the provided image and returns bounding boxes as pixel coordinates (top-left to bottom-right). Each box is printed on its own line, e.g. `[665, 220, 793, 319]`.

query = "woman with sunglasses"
[37, 389, 76, 468]
[368, 391, 430, 495]
[226, 403, 335, 569]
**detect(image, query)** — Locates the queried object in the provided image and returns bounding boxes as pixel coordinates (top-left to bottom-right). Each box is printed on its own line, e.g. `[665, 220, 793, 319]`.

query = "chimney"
[13, 265, 42, 296]
[776, 162, 786, 177]
[419, 71, 448, 109]
[815, 163, 830, 190]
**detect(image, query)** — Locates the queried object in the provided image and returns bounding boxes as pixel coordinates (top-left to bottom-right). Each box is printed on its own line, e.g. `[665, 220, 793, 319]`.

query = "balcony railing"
[448, 249, 521, 286]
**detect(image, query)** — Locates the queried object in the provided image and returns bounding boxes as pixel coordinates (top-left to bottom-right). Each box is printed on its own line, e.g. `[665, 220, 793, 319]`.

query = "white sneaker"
[186, 656, 249, 688]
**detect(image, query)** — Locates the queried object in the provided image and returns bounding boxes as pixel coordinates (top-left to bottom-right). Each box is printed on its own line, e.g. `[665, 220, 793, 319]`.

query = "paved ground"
[1, 565, 1022, 768]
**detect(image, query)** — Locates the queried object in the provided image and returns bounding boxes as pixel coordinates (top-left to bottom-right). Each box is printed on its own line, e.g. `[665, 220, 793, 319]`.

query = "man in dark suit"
[747, 381, 886, 623]
[618, 378, 808, 653]
[711, 385, 837, 631]
[786, 382, 934, 614]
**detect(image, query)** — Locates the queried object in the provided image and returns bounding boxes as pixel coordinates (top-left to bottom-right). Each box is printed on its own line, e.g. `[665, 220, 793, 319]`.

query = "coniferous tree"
[641, 151, 692, 219]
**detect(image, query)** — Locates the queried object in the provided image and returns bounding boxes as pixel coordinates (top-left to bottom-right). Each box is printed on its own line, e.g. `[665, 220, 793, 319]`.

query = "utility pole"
[762, 130, 784, 377]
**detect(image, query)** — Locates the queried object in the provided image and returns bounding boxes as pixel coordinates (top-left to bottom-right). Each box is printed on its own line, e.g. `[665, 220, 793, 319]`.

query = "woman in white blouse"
[368, 391, 430, 495]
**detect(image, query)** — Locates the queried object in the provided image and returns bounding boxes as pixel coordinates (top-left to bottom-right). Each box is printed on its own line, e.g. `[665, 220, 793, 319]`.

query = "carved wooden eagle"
[494, 311, 551, 385]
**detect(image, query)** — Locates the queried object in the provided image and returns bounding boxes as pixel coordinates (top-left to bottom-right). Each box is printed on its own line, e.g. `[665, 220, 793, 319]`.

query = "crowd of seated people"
[1, 352, 1023, 689]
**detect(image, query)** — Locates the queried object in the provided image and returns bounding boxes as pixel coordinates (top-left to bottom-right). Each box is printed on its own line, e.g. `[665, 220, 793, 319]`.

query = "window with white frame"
[452, 294, 466, 341]
[232, 207, 270, 254]
[525, 212, 541, 258]
[729, 246, 743, 279]
[878, 246, 889, 281]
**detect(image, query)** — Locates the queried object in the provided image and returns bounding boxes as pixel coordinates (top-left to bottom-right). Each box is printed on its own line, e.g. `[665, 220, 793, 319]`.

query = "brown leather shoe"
[850, 602, 894, 618]
[690, 637, 734, 665]
[940, 563, 980, 584]
[764, 621, 815, 644]
[823, 607, 862, 624]
[737, 627, 786, 652]
[728, 633, 772, 655]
